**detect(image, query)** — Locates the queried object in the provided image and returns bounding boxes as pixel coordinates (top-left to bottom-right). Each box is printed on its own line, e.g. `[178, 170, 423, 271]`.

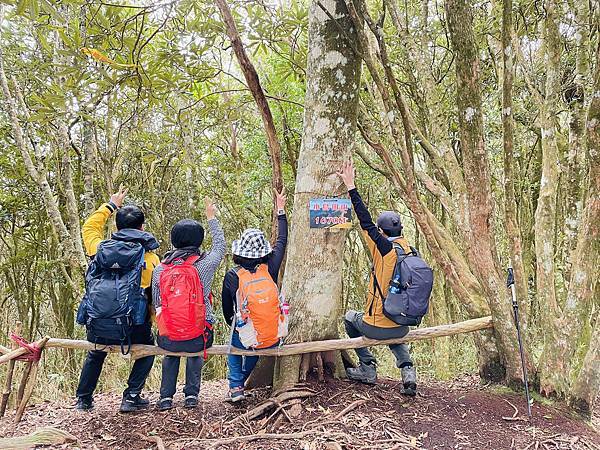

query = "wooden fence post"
[14, 337, 49, 423]
[0, 321, 21, 417]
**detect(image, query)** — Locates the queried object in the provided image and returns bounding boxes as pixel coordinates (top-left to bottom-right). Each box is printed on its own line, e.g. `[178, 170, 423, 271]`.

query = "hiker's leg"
[125, 355, 155, 397]
[184, 356, 204, 398]
[228, 331, 250, 389]
[344, 310, 376, 366]
[124, 322, 155, 397]
[389, 342, 413, 368]
[227, 354, 245, 389]
[160, 356, 180, 400]
[76, 350, 108, 400]
[241, 355, 260, 383]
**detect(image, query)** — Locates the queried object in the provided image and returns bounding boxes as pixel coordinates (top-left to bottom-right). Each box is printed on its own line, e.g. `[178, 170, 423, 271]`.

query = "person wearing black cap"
[337, 160, 417, 396]
[76, 187, 160, 413]
[152, 198, 226, 410]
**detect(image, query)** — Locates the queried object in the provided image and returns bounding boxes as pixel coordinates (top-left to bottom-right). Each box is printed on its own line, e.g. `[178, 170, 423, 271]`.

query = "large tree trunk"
[562, 44, 600, 412]
[535, 0, 570, 397]
[569, 324, 599, 418]
[272, 0, 361, 389]
[445, 0, 523, 385]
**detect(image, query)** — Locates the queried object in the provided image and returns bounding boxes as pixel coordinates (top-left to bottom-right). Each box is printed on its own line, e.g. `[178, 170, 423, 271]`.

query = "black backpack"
[76, 239, 147, 353]
[373, 244, 433, 326]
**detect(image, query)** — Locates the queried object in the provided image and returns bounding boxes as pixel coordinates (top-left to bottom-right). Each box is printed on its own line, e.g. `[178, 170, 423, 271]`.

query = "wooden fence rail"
[0, 316, 493, 423]
[1, 316, 493, 361]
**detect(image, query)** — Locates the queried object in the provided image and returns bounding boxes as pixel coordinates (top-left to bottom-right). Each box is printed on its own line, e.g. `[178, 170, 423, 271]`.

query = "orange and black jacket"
[349, 188, 411, 328]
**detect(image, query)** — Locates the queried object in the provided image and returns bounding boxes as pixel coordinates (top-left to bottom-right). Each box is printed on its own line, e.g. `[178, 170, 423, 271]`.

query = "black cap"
[376, 211, 403, 237]
[170, 219, 204, 249]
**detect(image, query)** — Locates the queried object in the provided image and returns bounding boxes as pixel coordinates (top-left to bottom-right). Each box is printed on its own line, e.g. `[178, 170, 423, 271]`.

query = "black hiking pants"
[76, 322, 155, 401]
[157, 331, 213, 400]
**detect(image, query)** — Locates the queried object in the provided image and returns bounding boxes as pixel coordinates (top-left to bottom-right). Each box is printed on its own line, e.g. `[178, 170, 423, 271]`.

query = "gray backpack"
[373, 245, 433, 326]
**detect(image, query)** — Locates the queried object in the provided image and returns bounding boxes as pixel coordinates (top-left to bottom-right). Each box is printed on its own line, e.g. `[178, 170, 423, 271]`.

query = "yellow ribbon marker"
[80, 47, 136, 69]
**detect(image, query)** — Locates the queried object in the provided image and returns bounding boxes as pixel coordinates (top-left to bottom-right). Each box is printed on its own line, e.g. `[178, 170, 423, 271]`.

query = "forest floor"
[0, 375, 598, 450]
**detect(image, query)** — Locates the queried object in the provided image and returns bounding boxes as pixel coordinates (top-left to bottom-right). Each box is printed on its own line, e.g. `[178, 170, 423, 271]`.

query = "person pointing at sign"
[337, 160, 418, 396]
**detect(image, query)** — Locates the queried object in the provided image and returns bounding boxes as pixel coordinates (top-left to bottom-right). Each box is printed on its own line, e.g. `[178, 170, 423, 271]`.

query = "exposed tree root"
[231, 389, 316, 422]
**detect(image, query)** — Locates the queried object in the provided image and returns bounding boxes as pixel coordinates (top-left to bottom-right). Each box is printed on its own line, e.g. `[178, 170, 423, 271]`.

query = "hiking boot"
[75, 397, 94, 411]
[225, 387, 245, 403]
[401, 366, 417, 396]
[120, 394, 150, 413]
[184, 396, 198, 409]
[157, 398, 173, 411]
[346, 363, 377, 384]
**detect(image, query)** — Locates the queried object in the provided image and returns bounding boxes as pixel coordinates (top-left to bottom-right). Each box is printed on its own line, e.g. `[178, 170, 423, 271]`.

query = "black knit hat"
[170, 219, 205, 249]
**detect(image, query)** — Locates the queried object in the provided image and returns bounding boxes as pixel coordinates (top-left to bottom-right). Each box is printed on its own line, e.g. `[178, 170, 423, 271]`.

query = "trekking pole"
[506, 267, 532, 418]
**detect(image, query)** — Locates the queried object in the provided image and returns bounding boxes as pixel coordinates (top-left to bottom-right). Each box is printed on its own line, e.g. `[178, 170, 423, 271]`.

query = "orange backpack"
[235, 264, 285, 349]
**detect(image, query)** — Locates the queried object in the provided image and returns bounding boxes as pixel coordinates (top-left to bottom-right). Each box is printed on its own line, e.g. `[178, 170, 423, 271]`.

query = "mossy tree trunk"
[272, 0, 361, 390]
[445, 0, 524, 385]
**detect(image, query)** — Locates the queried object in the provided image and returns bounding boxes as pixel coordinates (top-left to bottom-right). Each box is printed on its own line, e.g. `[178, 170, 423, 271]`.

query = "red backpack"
[157, 255, 208, 342]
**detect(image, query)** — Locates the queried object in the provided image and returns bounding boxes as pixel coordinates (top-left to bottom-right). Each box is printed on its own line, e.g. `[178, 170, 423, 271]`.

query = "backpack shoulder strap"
[393, 242, 416, 257]
[256, 263, 271, 277]
[138, 246, 146, 269]
[184, 254, 201, 266]
[371, 266, 385, 301]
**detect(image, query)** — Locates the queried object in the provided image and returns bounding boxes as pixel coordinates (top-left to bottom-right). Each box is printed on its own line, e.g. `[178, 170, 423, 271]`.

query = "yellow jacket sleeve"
[82, 203, 117, 256]
[141, 252, 160, 289]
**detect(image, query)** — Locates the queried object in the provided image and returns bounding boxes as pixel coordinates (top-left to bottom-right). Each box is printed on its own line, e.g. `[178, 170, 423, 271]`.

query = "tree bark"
[561, 43, 600, 408]
[535, 0, 569, 396]
[272, 0, 361, 389]
[562, 0, 589, 275]
[569, 324, 599, 418]
[501, 0, 528, 321]
[445, 0, 523, 385]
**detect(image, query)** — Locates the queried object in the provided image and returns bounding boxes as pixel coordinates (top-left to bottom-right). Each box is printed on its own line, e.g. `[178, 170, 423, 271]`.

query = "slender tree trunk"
[0, 46, 85, 284]
[562, 0, 589, 276]
[79, 5, 96, 217]
[215, 0, 284, 239]
[501, 0, 528, 322]
[445, 0, 523, 385]
[81, 118, 96, 217]
[535, 0, 569, 396]
[273, 0, 361, 389]
[57, 123, 86, 269]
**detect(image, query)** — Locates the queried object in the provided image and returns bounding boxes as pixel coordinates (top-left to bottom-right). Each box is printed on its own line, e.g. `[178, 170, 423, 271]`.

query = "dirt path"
[0, 377, 598, 449]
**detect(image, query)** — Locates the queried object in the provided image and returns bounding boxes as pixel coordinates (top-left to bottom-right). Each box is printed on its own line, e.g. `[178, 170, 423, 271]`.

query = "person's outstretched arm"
[221, 271, 238, 325]
[202, 198, 226, 269]
[337, 161, 393, 257]
[268, 189, 288, 281]
[82, 188, 127, 256]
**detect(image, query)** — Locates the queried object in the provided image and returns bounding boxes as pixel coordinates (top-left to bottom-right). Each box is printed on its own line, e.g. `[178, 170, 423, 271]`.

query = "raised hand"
[275, 188, 287, 211]
[205, 197, 218, 220]
[110, 186, 128, 208]
[336, 159, 356, 190]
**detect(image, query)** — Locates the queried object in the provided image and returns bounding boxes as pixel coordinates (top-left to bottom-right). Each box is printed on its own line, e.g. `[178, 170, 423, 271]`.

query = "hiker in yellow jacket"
[337, 160, 417, 396]
[75, 188, 161, 413]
